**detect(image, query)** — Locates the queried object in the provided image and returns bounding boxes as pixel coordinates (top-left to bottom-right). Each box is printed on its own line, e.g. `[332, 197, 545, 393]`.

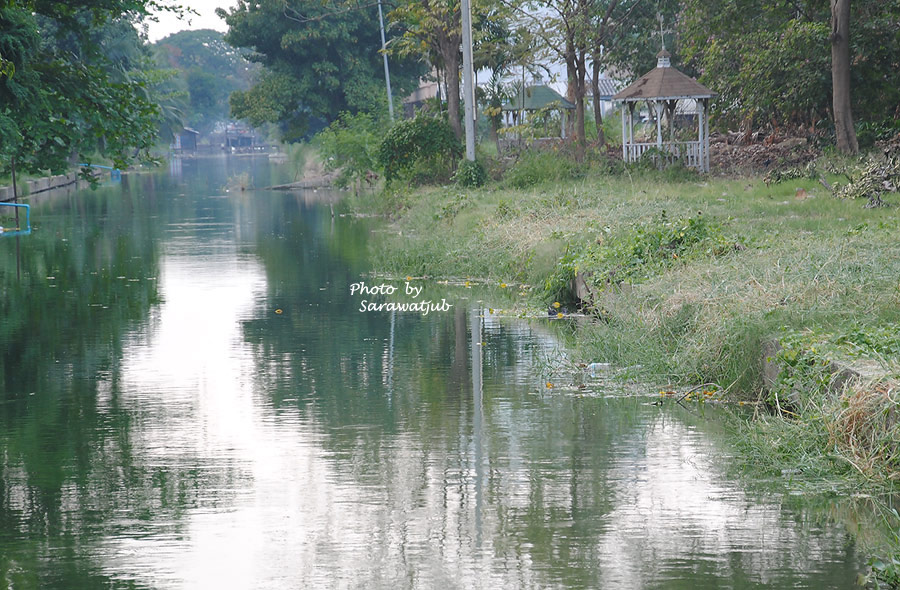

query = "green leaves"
[680, 0, 900, 134]
[377, 115, 462, 184]
[1, 3, 162, 175]
[220, 0, 424, 136]
[315, 111, 383, 189]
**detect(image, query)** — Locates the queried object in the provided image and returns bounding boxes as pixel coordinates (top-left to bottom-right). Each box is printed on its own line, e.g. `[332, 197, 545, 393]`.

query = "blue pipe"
[78, 163, 116, 170]
[0, 202, 31, 236]
[78, 163, 122, 180]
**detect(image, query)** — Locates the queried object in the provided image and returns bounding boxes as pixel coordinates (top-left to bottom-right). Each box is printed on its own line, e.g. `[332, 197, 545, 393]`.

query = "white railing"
[625, 141, 702, 169]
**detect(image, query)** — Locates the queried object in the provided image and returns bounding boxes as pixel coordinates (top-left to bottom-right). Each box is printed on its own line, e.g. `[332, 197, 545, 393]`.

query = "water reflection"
[0, 157, 877, 589]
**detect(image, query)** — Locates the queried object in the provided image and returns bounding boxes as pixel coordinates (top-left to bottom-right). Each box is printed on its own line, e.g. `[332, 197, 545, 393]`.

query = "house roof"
[592, 78, 620, 99]
[613, 52, 716, 102]
[502, 85, 575, 111]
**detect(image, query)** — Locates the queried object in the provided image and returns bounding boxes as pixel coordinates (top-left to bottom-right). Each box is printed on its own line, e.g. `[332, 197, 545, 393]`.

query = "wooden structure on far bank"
[614, 50, 715, 172]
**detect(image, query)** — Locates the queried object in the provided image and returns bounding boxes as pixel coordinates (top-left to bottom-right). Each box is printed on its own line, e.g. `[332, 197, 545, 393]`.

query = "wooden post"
[628, 103, 635, 160]
[704, 99, 710, 172]
[621, 103, 627, 162]
[655, 101, 663, 151]
[697, 101, 704, 171]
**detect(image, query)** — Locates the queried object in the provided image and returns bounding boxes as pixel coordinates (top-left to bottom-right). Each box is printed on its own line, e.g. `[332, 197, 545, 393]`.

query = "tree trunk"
[565, 40, 576, 140]
[591, 58, 605, 146]
[831, 0, 858, 154]
[565, 41, 586, 163]
[489, 118, 500, 154]
[443, 39, 463, 140]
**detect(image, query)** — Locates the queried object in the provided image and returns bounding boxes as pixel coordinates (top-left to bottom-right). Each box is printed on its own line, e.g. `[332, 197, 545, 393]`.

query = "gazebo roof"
[502, 85, 575, 111]
[613, 51, 716, 102]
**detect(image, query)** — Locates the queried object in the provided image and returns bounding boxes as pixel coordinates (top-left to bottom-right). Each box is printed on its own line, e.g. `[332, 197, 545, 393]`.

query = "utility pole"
[377, 0, 395, 121]
[460, 0, 476, 160]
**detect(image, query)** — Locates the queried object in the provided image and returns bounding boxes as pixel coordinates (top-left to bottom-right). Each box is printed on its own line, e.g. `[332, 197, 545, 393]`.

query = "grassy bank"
[360, 159, 898, 453]
[355, 155, 900, 584]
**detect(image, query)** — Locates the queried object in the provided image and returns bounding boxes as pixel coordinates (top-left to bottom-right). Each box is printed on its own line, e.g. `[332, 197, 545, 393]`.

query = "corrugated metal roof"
[502, 85, 576, 111]
[592, 78, 619, 99]
[613, 65, 715, 101]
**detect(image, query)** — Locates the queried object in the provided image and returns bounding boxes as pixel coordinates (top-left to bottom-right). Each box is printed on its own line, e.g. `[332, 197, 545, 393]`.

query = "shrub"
[377, 116, 462, 185]
[504, 148, 584, 189]
[544, 212, 739, 302]
[315, 112, 382, 189]
[453, 158, 487, 187]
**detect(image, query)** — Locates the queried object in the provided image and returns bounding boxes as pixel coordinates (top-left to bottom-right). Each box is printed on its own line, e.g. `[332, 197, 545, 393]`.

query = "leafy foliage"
[377, 116, 462, 185]
[546, 213, 738, 301]
[1, 3, 164, 175]
[504, 148, 585, 189]
[153, 29, 257, 134]
[315, 112, 384, 189]
[680, 0, 900, 134]
[219, 0, 424, 140]
[453, 158, 487, 187]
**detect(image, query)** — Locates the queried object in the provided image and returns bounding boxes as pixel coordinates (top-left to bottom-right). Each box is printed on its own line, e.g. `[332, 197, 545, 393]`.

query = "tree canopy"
[153, 28, 258, 134]
[680, 0, 900, 144]
[217, 0, 425, 141]
[0, 0, 172, 175]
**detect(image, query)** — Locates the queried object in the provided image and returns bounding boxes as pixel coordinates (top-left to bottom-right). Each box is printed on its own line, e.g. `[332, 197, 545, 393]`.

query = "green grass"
[358, 157, 900, 393]
[353, 151, 900, 582]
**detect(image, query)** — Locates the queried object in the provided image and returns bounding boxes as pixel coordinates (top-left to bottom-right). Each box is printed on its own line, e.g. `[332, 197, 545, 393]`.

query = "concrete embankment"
[0, 169, 105, 202]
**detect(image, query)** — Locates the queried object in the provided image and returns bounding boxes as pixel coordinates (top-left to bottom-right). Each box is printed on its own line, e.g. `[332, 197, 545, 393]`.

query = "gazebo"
[502, 85, 576, 139]
[614, 50, 716, 172]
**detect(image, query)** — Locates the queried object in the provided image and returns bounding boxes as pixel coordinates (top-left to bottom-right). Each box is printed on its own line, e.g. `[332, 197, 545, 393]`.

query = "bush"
[453, 158, 487, 187]
[544, 212, 739, 301]
[377, 116, 462, 185]
[504, 148, 585, 189]
[315, 112, 382, 189]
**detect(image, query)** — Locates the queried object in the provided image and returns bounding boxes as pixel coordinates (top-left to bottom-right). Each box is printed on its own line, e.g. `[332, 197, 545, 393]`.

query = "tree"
[218, 0, 424, 141]
[154, 29, 257, 134]
[389, 0, 464, 139]
[830, 0, 858, 154]
[681, 0, 900, 146]
[506, 0, 666, 159]
[1, 1, 170, 177]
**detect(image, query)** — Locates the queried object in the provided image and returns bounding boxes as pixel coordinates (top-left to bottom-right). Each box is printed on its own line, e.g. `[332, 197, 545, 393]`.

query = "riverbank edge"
[356, 170, 900, 585]
[356, 169, 900, 472]
[0, 168, 108, 203]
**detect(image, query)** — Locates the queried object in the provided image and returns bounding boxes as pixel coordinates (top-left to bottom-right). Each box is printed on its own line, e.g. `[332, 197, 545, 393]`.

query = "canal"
[0, 156, 876, 588]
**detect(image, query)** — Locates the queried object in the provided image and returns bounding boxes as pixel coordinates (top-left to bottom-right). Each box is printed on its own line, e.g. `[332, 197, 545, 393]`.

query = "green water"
[0, 157, 873, 588]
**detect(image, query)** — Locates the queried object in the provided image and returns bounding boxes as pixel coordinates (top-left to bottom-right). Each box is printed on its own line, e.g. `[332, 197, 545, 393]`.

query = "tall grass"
[364, 160, 900, 395]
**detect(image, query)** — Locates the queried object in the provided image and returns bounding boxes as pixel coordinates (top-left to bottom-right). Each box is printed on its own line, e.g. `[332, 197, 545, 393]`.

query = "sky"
[142, 0, 237, 43]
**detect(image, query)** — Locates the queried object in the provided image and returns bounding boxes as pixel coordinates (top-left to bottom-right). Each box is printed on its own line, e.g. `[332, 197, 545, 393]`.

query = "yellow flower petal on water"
[406, 276, 412, 281]
[465, 281, 471, 287]
[275, 309, 283, 314]
[546, 382, 553, 389]
[553, 301, 561, 309]
[489, 308, 494, 314]
[556, 312, 564, 319]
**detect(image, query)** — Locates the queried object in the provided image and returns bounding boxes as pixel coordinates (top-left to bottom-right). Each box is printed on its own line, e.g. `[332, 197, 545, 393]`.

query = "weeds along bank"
[356, 151, 900, 481]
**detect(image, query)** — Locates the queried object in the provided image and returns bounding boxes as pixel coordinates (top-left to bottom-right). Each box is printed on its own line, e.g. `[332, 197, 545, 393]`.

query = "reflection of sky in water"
[18, 165, 855, 588]
[93, 240, 861, 588]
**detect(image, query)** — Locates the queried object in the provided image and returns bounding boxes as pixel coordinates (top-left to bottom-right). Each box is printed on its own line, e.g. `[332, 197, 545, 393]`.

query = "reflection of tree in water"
[0, 185, 164, 588]
[0, 163, 278, 588]
[243, 201, 867, 587]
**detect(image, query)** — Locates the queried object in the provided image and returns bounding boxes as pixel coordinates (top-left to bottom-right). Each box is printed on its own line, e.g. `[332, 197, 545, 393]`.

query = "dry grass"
[826, 380, 900, 479]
